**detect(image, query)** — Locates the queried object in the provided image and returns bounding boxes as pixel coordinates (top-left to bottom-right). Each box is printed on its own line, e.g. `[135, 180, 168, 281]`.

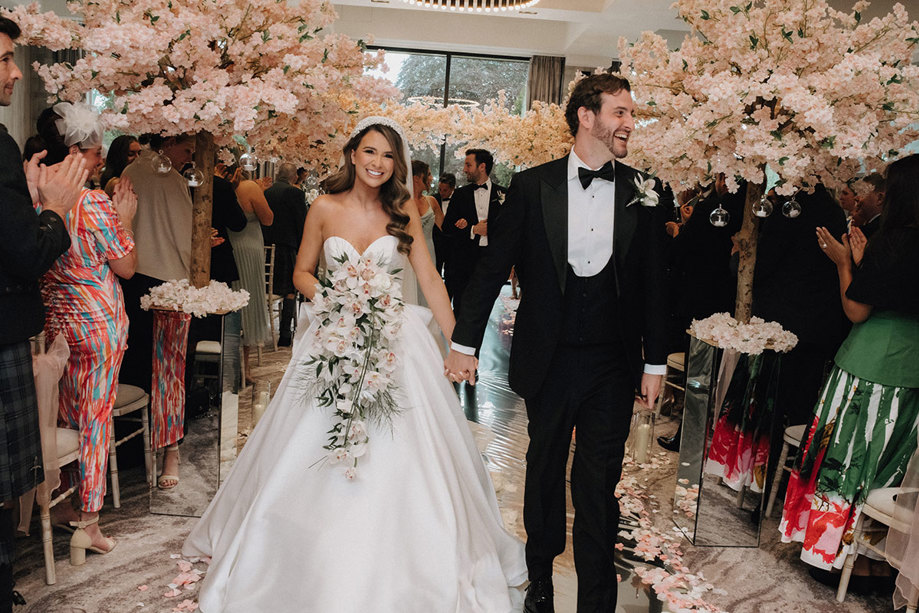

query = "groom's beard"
[591, 118, 629, 159]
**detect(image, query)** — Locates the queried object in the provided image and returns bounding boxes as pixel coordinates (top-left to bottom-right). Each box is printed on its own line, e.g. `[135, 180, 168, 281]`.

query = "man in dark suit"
[432, 172, 455, 278]
[853, 172, 884, 240]
[442, 149, 506, 317]
[0, 16, 88, 610]
[445, 74, 670, 613]
[262, 163, 307, 346]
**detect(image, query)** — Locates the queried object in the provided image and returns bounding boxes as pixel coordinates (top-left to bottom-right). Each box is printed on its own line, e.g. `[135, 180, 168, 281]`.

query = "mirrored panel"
[673, 336, 779, 547]
[150, 311, 240, 516]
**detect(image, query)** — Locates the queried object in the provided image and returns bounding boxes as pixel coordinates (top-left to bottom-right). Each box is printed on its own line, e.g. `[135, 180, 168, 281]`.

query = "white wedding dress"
[183, 235, 527, 613]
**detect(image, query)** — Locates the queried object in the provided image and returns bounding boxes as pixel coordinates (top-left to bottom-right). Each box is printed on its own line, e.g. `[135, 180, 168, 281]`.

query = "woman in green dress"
[779, 153, 919, 573]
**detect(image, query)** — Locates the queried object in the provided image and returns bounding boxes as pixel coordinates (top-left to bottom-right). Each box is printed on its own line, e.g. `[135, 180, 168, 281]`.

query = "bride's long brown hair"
[321, 125, 413, 254]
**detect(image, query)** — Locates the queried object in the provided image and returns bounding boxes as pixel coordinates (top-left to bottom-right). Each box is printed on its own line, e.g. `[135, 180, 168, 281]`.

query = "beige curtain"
[527, 55, 566, 108]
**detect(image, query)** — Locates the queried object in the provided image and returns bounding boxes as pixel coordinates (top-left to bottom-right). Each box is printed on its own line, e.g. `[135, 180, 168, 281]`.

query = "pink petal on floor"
[138, 585, 148, 591]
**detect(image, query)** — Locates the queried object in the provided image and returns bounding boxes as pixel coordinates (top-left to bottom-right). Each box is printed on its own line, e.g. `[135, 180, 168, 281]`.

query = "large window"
[368, 48, 528, 189]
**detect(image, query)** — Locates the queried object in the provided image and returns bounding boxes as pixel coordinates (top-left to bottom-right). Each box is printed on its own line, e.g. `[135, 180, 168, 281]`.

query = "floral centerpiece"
[690, 312, 798, 354]
[140, 279, 249, 318]
[302, 253, 404, 480]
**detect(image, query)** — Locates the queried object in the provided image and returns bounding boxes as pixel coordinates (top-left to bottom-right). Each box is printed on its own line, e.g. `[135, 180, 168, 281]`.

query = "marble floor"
[10, 289, 896, 612]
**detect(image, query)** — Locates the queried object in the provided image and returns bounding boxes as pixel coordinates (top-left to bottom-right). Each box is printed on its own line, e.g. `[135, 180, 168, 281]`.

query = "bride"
[183, 117, 527, 612]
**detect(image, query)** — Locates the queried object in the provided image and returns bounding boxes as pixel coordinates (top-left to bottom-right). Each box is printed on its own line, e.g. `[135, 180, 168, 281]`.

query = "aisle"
[10, 288, 893, 612]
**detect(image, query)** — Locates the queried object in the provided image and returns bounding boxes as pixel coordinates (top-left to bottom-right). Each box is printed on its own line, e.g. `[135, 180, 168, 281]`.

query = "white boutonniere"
[496, 191, 506, 205]
[628, 175, 659, 207]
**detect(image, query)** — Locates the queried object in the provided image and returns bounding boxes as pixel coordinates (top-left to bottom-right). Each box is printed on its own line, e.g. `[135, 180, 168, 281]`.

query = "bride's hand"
[444, 351, 477, 386]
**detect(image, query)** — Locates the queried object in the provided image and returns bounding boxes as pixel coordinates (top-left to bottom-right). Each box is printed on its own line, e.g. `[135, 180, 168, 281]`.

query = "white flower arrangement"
[628, 175, 660, 207]
[140, 279, 249, 318]
[301, 252, 404, 480]
[690, 313, 798, 355]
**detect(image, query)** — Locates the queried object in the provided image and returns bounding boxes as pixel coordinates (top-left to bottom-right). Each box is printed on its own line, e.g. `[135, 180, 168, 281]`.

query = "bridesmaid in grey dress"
[225, 167, 274, 380]
[409, 160, 443, 308]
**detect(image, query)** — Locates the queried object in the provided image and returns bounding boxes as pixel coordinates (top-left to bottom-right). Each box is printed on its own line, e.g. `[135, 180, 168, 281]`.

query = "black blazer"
[442, 182, 506, 270]
[0, 128, 71, 344]
[452, 156, 670, 399]
[262, 180, 307, 249]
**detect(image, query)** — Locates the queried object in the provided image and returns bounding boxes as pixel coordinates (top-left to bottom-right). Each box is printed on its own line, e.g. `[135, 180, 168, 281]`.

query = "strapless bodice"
[322, 235, 403, 274]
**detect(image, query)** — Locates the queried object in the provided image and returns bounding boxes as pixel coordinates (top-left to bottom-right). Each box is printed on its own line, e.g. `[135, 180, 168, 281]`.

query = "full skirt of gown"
[183, 237, 526, 612]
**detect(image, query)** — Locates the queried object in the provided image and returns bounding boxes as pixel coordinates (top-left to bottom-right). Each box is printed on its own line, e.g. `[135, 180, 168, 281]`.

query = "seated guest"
[33, 102, 137, 562]
[852, 172, 884, 240]
[100, 134, 141, 197]
[780, 154, 919, 585]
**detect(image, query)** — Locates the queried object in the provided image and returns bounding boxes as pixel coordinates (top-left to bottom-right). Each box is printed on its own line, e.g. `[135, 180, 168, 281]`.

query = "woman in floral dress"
[780, 153, 919, 573]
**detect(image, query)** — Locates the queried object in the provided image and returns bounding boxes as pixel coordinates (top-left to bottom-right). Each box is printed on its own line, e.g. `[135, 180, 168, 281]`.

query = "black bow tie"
[473, 183, 489, 190]
[578, 162, 615, 189]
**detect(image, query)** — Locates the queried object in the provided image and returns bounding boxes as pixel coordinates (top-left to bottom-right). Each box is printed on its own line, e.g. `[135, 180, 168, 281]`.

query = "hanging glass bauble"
[782, 197, 802, 218]
[239, 151, 258, 172]
[752, 195, 773, 218]
[184, 162, 205, 187]
[151, 152, 173, 175]
[709, 205, 730, 227]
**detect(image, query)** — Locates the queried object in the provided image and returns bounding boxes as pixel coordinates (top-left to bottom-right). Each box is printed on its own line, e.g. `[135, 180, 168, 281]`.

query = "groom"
[445, 73, 670, 613]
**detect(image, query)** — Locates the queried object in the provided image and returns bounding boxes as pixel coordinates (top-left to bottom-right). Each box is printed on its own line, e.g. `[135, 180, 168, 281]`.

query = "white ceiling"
[330, 0, 915, 67]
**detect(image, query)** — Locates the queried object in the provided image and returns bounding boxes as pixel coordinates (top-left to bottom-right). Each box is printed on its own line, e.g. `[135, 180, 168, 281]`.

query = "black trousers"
[523, 344, 633, 613]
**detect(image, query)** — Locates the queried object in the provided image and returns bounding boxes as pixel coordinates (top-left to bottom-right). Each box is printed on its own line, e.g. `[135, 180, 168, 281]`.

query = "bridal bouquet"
[140, 279, 249, 317]
[303, 252, 404, 480]
[690, 313, 798, 354]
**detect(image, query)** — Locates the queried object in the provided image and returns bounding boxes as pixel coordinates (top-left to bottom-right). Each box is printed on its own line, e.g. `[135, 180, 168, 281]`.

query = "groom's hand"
[444, 350, 478, 386]
[638, 373, 663, 409]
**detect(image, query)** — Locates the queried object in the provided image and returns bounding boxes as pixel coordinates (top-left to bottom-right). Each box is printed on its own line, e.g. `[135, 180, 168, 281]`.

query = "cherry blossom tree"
[618, 0, 919, 320]
[7, 0, 396, 286]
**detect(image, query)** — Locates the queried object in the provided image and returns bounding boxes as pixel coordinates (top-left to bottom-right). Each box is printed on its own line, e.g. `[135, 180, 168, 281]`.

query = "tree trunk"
[190, 131, 216, 288]
[734, 179, 765, 323]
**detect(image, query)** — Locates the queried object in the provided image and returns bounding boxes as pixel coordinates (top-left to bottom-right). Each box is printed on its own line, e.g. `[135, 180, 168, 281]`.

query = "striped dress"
[41, 188, 134, 513]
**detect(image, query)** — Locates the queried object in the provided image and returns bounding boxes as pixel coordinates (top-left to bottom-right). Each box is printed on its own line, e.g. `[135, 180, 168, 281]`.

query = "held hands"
[638, 373, 663, 410]
[815, 226, 851, 269]
[37, 153, 89, 218]
[111, 175, 137, 230]
[444, 350, 478, 386]
[472, 220, 488, 237]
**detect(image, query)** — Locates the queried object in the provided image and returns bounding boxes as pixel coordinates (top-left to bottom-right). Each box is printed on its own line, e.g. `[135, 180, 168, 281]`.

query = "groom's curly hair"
[565, 73, 631, 137]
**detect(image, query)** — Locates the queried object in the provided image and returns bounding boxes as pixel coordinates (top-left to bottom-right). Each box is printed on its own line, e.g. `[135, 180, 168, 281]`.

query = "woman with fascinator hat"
[184, 117, 526, 612]
[32, 101, 138, 563]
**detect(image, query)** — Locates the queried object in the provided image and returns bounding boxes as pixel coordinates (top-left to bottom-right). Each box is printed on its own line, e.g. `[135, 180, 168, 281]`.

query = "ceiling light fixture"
[399, 0, 539, 12]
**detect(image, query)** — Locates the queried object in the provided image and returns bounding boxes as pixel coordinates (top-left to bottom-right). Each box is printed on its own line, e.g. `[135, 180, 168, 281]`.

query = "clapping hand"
[23, 150, 48, 205]
[112, 176, 137, 230]
[848, 226, 867, 267]
[816, 226, 851, 268]
[444, 350, 478, 386]
[37, 153, 89, 218]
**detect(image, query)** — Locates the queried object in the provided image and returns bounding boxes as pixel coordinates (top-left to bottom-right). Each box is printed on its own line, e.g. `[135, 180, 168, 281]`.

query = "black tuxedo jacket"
[0, 127, 71, 344]
[442, 182, 506, 273]
[452, 156, 670, 399]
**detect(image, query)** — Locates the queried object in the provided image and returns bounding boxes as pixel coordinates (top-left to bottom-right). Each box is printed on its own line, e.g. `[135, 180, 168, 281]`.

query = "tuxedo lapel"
[540, 157, 569, 294]
[614, 162, 637, 274]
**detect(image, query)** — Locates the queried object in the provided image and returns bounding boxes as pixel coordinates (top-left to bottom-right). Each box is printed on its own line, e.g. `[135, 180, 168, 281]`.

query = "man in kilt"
[0, 16, 88, 610]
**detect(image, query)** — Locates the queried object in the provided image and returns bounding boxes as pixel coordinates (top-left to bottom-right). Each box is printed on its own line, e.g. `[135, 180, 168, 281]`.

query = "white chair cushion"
[197, 340, 222, 354]
[784, 424, 807, 446]
[864, 487, 919, 533]
[56, 428, 80, 459]
[114, 384, 146, 409]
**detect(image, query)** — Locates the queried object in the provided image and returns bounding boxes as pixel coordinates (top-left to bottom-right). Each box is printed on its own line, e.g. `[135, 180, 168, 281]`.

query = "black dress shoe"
[657, 433, 680, 452]
[524, 576, 554, 613]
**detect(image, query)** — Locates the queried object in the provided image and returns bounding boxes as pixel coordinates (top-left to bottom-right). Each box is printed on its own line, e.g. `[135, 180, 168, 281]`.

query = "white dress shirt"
[567, 149, 615, 277]
[471, 178, 492, 246]
[453, 150, 665, 375]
